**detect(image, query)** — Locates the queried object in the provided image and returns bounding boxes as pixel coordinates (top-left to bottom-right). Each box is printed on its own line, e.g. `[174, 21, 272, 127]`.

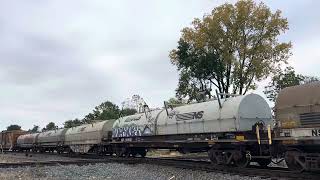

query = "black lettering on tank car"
[176, 111, 204, 121]
[195, 111, 204, 119]
[312, 129, 320, 136]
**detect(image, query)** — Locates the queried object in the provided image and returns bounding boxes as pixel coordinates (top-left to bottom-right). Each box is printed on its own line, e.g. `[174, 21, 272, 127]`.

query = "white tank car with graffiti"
[112, 109, 164, 138]
[113, 94, 272, 138]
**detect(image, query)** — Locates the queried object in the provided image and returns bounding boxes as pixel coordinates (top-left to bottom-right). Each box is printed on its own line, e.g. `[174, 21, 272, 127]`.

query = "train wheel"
[256, 158, 271, 167]
[233, 151, 249, 168]
[115, 149, 123, 157]
[208, 149, 219, 166]
[285, 151, 306, 172]
[115, 147, 126, 157]
[131, 152, 138, 157]
[138, 149, 147, 158]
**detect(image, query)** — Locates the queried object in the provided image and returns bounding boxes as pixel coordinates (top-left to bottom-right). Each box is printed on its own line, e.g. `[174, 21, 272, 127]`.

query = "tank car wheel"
[285, 151, 306, 172]
[233, 151, 250, 168]
[115, 149, 123, 157]
[138, 149, 147, 158]
[208, 149, 219, 166]
[115, 147, 126, 157]
[256, 158, 271, 167]
[131, 152, 138, 157]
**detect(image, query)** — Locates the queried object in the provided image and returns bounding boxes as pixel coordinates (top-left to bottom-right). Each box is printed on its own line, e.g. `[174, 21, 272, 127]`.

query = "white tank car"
[17, 133, 39, 149]
[37, 129, 68, 149]
[64, 120, 115, 153]
[112, 94, 272, 138]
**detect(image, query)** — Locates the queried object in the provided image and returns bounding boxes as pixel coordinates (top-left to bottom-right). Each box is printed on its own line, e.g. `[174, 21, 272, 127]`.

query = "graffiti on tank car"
[142, 125, 153, 135]
[124, 115, 143, 122]
[112, 125, 142, 137]
[176, 111, 204, 121]
[168, 110, 179, 119]
[112, 125, 154, 138]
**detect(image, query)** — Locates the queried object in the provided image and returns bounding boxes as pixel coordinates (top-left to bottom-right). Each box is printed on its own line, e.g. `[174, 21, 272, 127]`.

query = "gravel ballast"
[0, 163, 269, 180]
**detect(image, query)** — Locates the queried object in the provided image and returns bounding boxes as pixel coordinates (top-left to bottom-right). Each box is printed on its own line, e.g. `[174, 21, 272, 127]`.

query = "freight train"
[1, 82, 320, 172]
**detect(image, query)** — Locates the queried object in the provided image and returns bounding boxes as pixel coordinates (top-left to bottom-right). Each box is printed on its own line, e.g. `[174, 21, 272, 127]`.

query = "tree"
[121, 95, 147, 113]
[264, 67, 319, 102]
[167, 98, 187, 105]
[64, 119, 82, 128]
[42, 122, 56, 131]
[6, 124, 21, 131]
[64, 100, 138, 127]
[120, 108, 137, 116]
[29, 125, 40, 133]
[170, 0, 291, 101]
[164, 98, 187, 108]
[82, 101, 121, 124]
[92, 101, 120, 120]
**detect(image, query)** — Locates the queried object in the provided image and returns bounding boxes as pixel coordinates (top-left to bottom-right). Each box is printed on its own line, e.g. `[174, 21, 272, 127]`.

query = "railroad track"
[1, 152, 319, 179]
[143, 157, 319, 180]
[0, 159, 111, 168]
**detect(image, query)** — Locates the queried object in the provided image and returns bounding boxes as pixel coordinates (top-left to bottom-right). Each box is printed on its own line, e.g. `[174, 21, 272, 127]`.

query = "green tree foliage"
[82, 101, 121, 124]
[264, 67, 319, 102]
[63, 118, 82, 128]
[170, 0, 291, 101]
[165, 97, 187, 108]
[6, 124, 21, 131]
[64, 101, 137, 128]
[93, 101, 120, 120]
[167, 98, 187, 105]
[29, 125, 40, 133]
[42, 122, 56, 131]
[120, 108, 137, 117]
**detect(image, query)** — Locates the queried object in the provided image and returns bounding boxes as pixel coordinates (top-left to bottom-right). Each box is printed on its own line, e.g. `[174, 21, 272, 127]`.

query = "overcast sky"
[0, 0, 319, 130]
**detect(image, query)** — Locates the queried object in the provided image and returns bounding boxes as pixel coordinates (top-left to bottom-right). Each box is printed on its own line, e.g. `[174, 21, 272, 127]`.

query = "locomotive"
[1, 82, 320, 172]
